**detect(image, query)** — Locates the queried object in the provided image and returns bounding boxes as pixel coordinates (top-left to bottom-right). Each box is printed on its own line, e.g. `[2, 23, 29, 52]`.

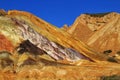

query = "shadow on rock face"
[17, 40, 47, 55]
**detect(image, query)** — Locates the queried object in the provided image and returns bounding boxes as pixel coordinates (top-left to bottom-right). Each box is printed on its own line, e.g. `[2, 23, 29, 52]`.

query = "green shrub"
[116, 51, 120, 55]
[107, 57, 117, 63]
[100, 75, 120, 80]
[85, 12, 111, 17]
[103, 50, 112, 55]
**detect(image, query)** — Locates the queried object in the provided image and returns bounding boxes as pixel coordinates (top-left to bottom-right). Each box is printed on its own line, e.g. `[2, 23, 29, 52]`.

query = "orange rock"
[0, 34, 14, 53]
[67, 12, 120, 55]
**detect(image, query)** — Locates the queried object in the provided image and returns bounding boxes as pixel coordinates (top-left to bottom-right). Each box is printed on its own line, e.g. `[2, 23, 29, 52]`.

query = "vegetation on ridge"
[85, 12, 112, 17]
[100, 75, 120, 80]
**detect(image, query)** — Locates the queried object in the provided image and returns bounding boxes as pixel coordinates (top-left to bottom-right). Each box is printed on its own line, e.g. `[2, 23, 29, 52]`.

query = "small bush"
[107, 57, 117, 63]
[116, 51, 120, 55]
[85, 12, 111, 17]
[100, 75, 120, 80]
[103, 50, 112, 55]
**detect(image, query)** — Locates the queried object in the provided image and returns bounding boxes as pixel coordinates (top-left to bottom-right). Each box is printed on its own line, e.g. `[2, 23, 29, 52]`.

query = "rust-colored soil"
[0, 34, 14, 52]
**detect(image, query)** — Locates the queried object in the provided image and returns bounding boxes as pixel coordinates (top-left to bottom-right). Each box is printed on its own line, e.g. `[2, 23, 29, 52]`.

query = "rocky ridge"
[67, 12, 120, 56]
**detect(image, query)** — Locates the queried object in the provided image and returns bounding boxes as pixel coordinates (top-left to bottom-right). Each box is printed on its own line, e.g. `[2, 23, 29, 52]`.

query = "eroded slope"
[67, 12, 120, 56]
[0, 10, 120, 80]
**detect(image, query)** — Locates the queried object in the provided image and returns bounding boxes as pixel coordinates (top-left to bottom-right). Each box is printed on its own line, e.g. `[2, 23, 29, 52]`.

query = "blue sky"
[0, 0, 120, 27]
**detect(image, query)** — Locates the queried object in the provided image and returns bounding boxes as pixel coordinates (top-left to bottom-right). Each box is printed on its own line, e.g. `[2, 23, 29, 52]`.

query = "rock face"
[67, 12, 120, 55]
[11, 18, 89, 61]
[61, 24, 69, 31]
